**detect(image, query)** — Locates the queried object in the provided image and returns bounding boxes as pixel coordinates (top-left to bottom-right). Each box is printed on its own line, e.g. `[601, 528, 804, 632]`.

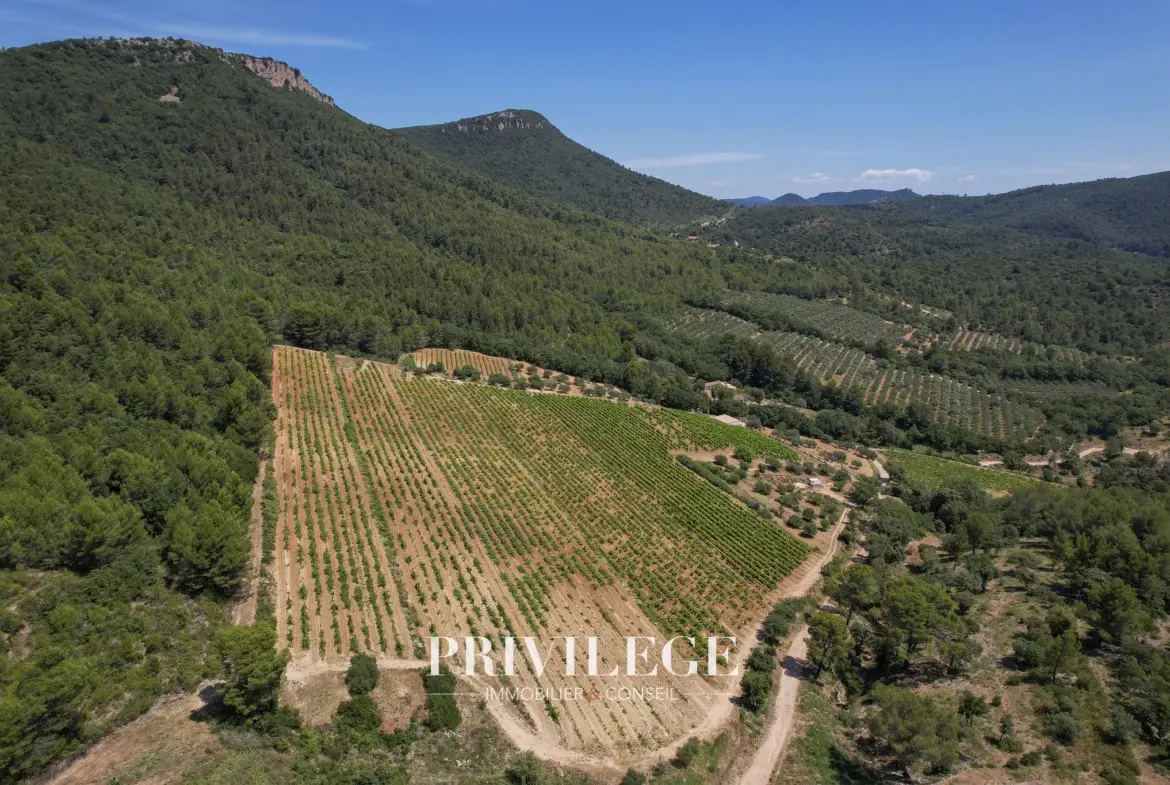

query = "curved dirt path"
[1078, 445, 1139, 459]
[736, 631, 809, 785]
[730, 509, 848, 785]
[484, 510, 849, 777]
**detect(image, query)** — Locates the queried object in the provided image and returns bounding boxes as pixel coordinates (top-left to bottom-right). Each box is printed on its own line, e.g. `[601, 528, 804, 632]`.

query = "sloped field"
[270, 345, 809, 755]
[668, 308, 1044, 440]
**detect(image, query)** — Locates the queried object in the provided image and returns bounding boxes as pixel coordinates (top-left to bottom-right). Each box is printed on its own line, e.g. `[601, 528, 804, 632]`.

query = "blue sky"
[3, 0, 1168, 198]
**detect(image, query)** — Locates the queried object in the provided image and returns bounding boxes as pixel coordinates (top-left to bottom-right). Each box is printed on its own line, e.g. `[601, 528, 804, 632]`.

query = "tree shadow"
[189, 682, 225, 723]
[781, 653, 816, 684]
[829, 746, 883, 783]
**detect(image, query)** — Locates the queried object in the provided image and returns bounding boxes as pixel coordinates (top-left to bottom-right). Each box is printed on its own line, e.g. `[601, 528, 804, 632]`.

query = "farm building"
[713, 414, 746, 427]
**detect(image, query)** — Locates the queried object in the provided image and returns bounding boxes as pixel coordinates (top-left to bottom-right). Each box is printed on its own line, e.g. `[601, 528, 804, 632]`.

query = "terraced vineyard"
[412, 348, 515, 377]
[942, 330, 1099, 364]
[270, 345, 810, 755]
[664, 306, 758, 339]
[757, 331, 879, 388]
[883, 448, 1043, 492]
[865, 367, 1045, 438]
[668, 309, 1044, 440]
[944, 329, 1025, 354]
[999, 379, 1119, 402]
[718, 291, 910, 347]
[757, 332, 1043, 439]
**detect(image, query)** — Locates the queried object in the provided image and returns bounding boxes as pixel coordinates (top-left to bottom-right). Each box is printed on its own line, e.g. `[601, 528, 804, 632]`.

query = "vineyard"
[664, 307, 758, 340]
[999, 379, 1119, 402]
[944, 329, 1025, 354]
[752, 330, 1045, 440]
[667, 307, 1046, 440]
[883, 448, 1042, 492]
[941, 329, 1101, 365]
[718, 291, 910, 348]
[668, 309, 1045, 440]
[270, 345, 811, 755]
[412, 348, 515, 378]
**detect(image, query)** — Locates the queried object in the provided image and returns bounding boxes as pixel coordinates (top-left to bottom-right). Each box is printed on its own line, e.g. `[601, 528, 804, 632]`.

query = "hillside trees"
[215, 623, 289, 720]
[394, 110, 725, 226]
[807, 612, 853, 679]
[827, 564, 877, 624]
[346, 653, 380, 697]
[1012, 611, 1084, 682]
[867, 685, 961, 776]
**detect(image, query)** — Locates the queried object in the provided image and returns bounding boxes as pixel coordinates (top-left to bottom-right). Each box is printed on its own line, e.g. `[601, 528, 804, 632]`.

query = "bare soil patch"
[281, 668, 424, 728]
[48, 693, 217, 785]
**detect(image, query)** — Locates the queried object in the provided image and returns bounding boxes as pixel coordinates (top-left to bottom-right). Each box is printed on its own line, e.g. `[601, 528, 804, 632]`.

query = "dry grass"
[48, 692, 219, 785]
[281, 669, 425, 729]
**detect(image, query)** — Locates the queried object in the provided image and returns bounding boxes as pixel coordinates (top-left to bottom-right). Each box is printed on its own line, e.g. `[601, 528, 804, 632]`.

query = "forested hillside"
[892, 172, 1170, 257]
[707, 203, 1170, 352]
[0, 37, 742, 777]
[394, 109, 726, 226]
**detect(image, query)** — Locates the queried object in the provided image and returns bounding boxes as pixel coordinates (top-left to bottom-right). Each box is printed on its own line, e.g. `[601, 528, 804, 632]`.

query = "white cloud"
[855, 167, 934, 183]
[794, 171, 834, 184]
[958, 174, 976, 182]
[167, 24, 367, 49]
[624, 152, 763, 169]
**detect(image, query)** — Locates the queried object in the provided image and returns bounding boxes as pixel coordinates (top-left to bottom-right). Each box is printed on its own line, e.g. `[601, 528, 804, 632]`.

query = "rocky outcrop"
[97, 39, 335, 107]
[158, 85, 181, 103]
[446, 110, 545, 133]
[237, 57, 335, 106]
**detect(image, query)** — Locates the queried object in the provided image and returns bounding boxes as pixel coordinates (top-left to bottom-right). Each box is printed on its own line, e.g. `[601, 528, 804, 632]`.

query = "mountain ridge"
[393, 108, 726, 226]
[887, 172, 1170, 257]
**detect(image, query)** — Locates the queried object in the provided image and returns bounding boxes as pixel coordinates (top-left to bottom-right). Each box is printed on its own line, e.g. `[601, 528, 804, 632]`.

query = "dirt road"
[730, 509, 848, 785]
[735, 631, 809, 785]
[1078, 445, 1139, 459]
[485, 511, 848, 778]
[230, 458, 268, 626]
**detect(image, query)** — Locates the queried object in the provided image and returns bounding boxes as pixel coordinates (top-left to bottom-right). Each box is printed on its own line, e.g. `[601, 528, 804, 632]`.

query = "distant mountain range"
[728, 189, 921, 207]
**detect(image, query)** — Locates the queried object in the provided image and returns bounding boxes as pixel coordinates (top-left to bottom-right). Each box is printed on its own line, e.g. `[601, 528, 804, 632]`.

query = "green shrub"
[453, 364, 481, 381]
[1044, 712, 1080, 745]
[422, 665, 461, 731]
[345, 653, 379, 696]
[673, 737, 700, 768]
[335, 694, 381, 733]
[504, 752, 545, 784]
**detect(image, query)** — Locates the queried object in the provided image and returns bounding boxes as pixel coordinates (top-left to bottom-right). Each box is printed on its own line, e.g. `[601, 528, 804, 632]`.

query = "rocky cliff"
[101, 39, 335, 107]
[236, 56, 335, 106]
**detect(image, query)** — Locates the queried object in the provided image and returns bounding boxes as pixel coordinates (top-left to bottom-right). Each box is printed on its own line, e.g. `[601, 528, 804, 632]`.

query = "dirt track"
[230, 458, 269, 626]
[484, 510, 848, 778]
[730, 508, 848, 785]
[735, 631, 808, 785]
